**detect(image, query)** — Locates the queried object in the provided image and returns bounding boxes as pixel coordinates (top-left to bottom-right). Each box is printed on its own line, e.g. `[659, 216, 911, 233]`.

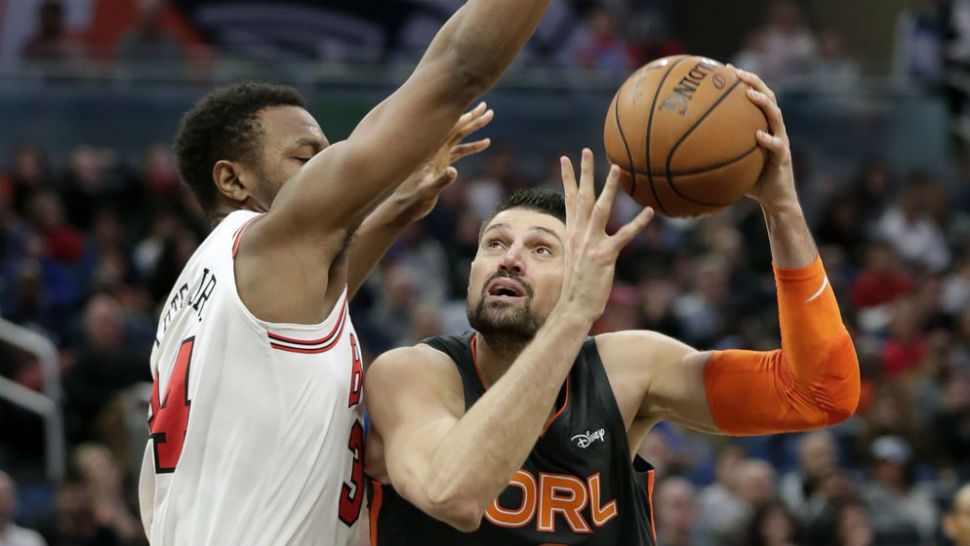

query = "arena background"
[0, 1, 968, 545]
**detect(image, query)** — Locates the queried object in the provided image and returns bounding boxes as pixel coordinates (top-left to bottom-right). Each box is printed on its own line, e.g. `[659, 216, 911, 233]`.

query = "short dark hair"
[174, 82, 307, 214]
[480, 188, 566, 239]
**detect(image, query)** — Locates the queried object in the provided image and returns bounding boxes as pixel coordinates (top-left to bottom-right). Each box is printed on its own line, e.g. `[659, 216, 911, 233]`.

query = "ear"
[212, 160, 250, 206]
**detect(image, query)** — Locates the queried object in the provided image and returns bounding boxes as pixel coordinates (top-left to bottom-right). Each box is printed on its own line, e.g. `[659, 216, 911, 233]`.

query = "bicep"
[600, 331, 719, 434]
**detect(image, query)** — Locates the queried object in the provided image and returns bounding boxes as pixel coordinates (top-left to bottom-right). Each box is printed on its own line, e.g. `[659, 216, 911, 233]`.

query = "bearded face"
[466, 208, 566, 345]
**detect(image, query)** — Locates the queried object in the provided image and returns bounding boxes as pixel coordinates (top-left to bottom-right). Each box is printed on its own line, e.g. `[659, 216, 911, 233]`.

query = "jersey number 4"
[149, 338, 194, 474]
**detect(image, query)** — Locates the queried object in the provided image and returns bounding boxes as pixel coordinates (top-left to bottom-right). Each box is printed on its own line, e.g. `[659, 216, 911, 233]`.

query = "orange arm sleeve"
[704, 257, 860, 436]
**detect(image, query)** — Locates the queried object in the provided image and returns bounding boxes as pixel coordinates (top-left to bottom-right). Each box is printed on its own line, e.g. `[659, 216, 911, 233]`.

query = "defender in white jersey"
[139, 210, 365, 545]
[137, 2, 552, 544]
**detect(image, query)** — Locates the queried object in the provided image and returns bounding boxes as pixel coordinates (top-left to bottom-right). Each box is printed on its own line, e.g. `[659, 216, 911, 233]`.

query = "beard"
[467, 273, 544, 347]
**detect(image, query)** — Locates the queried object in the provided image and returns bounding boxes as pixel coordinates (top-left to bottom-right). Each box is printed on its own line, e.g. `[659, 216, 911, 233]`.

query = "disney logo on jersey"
[571, 428, 606, 449]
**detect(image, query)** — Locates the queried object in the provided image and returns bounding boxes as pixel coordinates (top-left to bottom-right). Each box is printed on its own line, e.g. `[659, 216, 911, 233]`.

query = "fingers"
[611, 206, 655, 249]
[756, 129, 788, 158]
[431, 166, 459, 190]
[560, 155, 578, 218]
[592, 165, 621, 229]
[578, 148, 595, 209]
[746, 87, 788, 141]
[451, 138, 491, 162]
[453, 102, 494, 141]
[734, 68, 776, 104]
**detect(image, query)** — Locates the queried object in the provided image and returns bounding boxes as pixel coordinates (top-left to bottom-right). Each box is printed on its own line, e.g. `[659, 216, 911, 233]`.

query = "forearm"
[424, 0, 550, 91]
[345, 201, 409, 300]
[427, 309, 590, 512]
[704, 256, 860, 435]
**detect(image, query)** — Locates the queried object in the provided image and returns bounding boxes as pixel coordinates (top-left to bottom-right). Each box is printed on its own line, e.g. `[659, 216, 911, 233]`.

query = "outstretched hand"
[386, 101, 494, 224]
[558, 149, 654, 322]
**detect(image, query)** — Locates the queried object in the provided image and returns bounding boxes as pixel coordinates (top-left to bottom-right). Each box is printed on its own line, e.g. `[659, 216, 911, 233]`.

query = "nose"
[499, 242, 526, 276]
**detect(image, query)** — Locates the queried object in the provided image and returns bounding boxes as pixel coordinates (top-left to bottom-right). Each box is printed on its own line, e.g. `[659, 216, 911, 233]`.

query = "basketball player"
[364, 68, 861, 545]
[136, 2, 552, 545]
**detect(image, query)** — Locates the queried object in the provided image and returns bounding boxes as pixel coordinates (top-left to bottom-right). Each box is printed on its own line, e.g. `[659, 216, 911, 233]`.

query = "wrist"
[760, 198, 803, 218]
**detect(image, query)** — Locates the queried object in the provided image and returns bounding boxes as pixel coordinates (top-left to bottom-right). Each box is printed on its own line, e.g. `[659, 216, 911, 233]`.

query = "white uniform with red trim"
[138, 210, 365, 546]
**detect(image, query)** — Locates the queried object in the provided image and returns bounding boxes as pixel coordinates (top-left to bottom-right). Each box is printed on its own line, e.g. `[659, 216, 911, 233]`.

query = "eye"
[487, 240, 504, 249]
[535, 246, 552, 255]
[295, 157, 312, 164]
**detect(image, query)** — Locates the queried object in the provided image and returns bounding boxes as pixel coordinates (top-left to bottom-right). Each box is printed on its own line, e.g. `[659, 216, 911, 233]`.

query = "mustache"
[482, 270, 534, 298]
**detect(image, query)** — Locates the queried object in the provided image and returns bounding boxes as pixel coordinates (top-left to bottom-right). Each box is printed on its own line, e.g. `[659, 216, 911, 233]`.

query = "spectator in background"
[0, 471, 46, 546]
[21, 0, 84, 63]
[811, 29, 860, 91]
[830, 500, 875, 546]
[116, 0, 185, 69]
[64, 295, 149, 443]
[944, 483, 970, 546]
[8, 146, 53, 216]
[744, 500, 802, 546]
[880, 297, 928, 378]
[852, 242, 915, 310]
[733, 1, 817, 85]
[861, 436, 936, 545]
[697, 445, 748, 545]
[934, 366, 970, 476]
[654, 477, 708, 546]
[28, 190, 84, 265]
[780, 431, 838, 524]
[876, 174, 951, 273]
[673, 254, 728, 347]
[894, 0, 947, 87]
[72, 445, 143, 545]
[565, 7, 633, 73]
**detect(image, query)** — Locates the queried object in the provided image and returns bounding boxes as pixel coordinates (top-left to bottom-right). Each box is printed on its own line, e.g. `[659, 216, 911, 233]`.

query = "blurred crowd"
[2, 134, 970, 546]
[1, 1, 970, 546]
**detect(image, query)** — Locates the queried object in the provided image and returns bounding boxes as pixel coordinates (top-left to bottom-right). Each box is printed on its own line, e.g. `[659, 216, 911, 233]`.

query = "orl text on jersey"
[485, 470, 618, 534]
[155, 268, 218, 347]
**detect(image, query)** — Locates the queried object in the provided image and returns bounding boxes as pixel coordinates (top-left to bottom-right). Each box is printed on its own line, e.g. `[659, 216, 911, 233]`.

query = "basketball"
[604, 55, 768, 218]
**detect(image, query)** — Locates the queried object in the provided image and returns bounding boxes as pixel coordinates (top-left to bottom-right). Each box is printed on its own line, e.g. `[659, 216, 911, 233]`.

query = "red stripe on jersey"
[269, 305, 348, 354]
[232, 215, 262, 258]
[267, 298, 348, 346]
[370, 480, 384, 546]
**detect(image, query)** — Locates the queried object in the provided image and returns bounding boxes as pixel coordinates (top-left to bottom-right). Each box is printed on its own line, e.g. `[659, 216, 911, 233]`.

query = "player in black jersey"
[363, 69, 861, 546]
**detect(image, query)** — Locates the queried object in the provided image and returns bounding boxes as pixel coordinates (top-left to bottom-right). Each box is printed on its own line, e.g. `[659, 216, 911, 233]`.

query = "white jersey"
[138, 211, 365, 546]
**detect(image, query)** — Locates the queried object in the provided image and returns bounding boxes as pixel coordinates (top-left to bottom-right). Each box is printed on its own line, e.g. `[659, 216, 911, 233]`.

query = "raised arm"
[345, 103, 493, 300]
[238, 1, 548, 323]
[366, 152, 654, 531]
[602, 68, 860, 438]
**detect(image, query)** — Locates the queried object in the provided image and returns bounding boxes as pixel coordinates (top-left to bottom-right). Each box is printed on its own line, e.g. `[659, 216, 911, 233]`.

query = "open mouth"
[486, 278, 527, 300]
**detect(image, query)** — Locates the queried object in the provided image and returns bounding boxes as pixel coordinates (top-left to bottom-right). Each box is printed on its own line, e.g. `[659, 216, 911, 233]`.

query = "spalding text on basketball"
[658, 61, 715, 116]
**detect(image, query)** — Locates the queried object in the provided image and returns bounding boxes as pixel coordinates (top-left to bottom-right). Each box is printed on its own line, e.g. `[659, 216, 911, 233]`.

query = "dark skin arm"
[236, 1, 550, 324]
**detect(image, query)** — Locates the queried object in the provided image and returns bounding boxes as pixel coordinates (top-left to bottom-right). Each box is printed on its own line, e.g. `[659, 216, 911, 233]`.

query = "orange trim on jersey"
[369, 480, 383, 546]
[231, 215, 262, 258]
[469, 334, 569, 437]
[646, 470, 657, 544]
[268, 300, 349, 354]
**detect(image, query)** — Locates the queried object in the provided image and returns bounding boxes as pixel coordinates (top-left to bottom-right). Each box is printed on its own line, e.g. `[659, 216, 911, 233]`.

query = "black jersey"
[368, 331, 658, 546]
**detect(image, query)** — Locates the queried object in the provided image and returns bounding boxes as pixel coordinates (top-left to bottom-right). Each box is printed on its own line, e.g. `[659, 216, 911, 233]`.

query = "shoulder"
[594, 330, 697, 370]
[366, 343, 463, 397]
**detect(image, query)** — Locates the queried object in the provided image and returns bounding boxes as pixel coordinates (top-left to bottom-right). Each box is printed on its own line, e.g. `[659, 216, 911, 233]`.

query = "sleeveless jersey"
[368, 331, 657, 546]
[138, 210, 366, 546]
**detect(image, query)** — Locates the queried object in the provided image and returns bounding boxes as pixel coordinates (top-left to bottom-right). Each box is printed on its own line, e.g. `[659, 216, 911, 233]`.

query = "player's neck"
[473, 332, 528, 388]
